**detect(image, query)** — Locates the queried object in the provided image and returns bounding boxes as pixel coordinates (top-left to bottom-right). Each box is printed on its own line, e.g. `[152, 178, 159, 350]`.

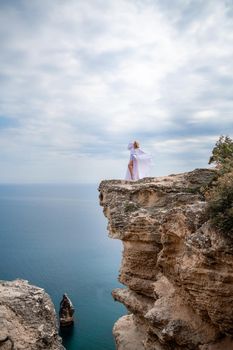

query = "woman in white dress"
[125, 141, 152, 180]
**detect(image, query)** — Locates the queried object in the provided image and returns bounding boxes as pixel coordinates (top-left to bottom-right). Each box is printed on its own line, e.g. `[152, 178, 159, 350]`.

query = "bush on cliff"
[208, 135, 233, 174]
[206, 171, 233, 237]
[206, 135, 233, 238]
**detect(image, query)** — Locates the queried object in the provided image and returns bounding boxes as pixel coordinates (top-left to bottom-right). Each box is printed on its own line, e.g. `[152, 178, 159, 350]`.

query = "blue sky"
[0, 0, 233, 183]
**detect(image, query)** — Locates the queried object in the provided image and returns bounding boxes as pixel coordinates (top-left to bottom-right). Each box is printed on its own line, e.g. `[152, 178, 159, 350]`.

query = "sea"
[0, 184, 126, 350]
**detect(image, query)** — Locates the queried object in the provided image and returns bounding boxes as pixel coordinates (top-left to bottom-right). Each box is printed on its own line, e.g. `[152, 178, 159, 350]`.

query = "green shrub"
[206, 170, 233, 238]
[208, 135, 233, 174]
[206, 135, 233, 238]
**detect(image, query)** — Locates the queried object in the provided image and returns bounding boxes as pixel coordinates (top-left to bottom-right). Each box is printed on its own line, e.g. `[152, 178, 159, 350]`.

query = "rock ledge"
[0, 279, 65, 350]
[99, 169, 233, 350]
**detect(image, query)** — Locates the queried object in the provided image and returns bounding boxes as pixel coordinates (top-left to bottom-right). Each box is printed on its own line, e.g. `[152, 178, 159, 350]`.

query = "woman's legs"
[128, 160, 134, 180]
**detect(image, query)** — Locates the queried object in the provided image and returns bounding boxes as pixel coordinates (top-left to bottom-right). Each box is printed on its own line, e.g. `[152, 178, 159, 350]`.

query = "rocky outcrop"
[99, 169, 233, 350]
[59, 294, 75, 327]
[0, 279, 65, 350]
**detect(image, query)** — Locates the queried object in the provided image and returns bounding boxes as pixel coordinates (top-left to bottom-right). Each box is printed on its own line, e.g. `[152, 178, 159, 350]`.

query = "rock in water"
[59, 294, 75, 327]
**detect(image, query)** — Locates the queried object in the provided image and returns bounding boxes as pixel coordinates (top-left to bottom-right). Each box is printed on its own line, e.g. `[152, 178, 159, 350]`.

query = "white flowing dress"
[125, 143, 152, 180]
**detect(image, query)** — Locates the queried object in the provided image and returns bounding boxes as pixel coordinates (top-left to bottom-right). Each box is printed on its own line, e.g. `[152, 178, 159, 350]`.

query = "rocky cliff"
[99, 169, 233, 350]
[0, 279, 64, 350]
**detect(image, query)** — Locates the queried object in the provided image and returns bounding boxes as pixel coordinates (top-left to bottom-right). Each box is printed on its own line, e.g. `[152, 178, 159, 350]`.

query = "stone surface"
[59, 294, 75, 327]
[0, 279, 65, 350]
[113, 314, 145, 350]
[99, 168, 233, 350]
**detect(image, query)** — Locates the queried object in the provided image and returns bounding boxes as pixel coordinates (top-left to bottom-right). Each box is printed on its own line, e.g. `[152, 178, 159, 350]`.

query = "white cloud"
[0, 0, 233, 182]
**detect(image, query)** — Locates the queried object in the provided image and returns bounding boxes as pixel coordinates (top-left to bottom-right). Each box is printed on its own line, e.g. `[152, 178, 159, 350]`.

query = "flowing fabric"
[125, 143, 152, 180]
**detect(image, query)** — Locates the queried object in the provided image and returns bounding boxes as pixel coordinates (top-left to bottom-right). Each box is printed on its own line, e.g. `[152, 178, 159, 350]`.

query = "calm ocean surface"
[0, 184, 126, 350]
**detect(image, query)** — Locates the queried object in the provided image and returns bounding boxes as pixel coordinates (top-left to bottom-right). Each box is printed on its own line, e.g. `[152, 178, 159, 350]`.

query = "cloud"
[0, 0, 233, 182]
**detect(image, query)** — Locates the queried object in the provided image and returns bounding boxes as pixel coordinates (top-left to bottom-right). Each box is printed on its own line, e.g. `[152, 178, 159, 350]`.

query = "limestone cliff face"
[0, 279, 65, 350]
[99, 169, 233, 350]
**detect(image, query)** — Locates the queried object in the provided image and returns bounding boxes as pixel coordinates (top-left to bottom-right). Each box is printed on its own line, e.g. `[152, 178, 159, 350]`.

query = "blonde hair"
[133, 141, 139, 149]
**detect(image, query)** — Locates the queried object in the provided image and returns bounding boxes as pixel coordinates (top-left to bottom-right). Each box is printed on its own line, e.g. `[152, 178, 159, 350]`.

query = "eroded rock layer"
[0, 279, 64, 350]
[99, 169, 233, 350]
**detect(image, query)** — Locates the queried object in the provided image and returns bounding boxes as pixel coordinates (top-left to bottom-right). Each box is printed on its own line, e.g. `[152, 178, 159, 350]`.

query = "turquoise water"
[0, 184, 126, 350]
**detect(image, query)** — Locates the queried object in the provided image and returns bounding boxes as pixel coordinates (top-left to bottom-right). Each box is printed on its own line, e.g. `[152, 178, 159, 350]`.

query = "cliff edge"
[99, 169, 233, 350]
[0, 279, 65, 350]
